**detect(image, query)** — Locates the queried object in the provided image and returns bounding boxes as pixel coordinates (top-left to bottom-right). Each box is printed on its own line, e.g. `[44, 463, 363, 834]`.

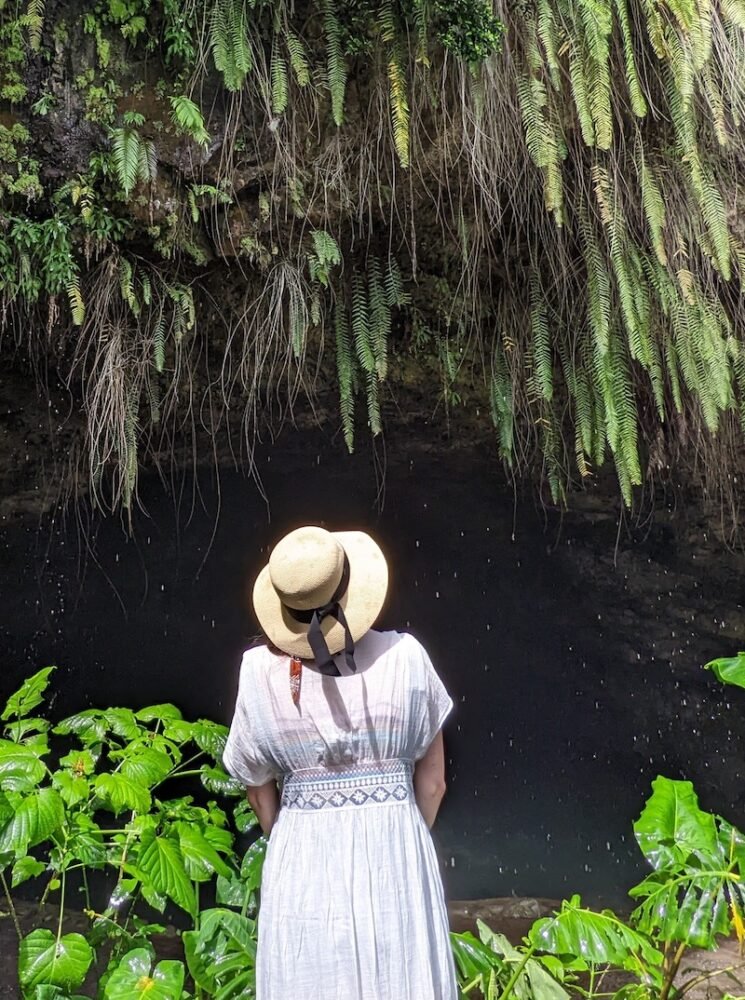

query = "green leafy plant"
[453, 775, 745, 1000]
[0, 668, 264, 998]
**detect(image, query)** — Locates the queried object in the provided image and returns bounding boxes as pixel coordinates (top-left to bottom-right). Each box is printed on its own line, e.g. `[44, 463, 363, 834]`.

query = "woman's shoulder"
[362, 628, 431, 661]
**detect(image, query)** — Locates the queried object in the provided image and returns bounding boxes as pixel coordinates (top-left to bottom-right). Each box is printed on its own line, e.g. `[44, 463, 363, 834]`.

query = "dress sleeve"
[407, 634, 454, 760]
[222, 649, 276, 787]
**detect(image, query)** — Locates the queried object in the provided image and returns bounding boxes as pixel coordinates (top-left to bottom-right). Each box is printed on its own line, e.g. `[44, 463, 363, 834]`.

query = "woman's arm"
[414, 731, 448, 828]
[246, 780, 280, 835]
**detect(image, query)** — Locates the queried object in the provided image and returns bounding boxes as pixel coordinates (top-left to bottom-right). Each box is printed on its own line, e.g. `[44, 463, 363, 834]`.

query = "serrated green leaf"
[19, 929, 93, 990]
[12, 855, 45, 887]
[0, 787, 65, 857]
[2, 668, 55, 721]
[137, 832, 196, 916]
[175, 822, 232, 881]
[193, 720, 229, 759]
[201, 765, 244, 797]
[54, 711, 107, 744]
[95, 773, 151, 815]
[0, 741, 47, 792]
[52, 772, 90, 808]
[117, 747, 172, 788]
[105, 708, 142, 741]
[135, 704, 183, 723]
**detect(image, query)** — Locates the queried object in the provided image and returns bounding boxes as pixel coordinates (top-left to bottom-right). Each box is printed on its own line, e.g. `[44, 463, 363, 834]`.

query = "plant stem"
[660, 941, 687, 1000]
[0, 870, 22, 941]
[496, 946, 536, 1000]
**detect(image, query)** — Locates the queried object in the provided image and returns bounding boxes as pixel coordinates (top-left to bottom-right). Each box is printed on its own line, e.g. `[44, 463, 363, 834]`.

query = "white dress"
[223, 629, 458, 1000]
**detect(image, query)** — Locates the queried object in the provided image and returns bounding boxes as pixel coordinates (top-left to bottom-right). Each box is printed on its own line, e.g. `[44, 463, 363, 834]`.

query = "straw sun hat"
[252, 526, 389, 666]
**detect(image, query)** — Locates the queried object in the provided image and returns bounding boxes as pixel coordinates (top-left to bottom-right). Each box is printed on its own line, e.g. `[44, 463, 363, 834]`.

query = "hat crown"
[269, 526, 345, 611]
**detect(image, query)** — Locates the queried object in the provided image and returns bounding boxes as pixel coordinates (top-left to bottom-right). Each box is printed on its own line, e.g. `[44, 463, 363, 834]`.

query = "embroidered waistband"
[281, 759, 413, 811]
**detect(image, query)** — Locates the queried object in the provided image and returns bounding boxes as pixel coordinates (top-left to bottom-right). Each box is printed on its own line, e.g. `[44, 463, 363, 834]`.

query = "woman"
[223, 525, 457, 1000]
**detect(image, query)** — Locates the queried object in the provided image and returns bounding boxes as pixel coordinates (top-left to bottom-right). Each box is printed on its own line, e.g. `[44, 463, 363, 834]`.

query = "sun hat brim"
[252, 530, 389, 659]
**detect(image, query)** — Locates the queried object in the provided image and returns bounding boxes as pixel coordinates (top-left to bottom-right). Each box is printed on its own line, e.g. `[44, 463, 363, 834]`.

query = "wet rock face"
[2, 439, 745, 906]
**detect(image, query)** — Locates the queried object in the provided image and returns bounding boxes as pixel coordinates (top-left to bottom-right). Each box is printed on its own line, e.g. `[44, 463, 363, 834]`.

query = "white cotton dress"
[223, 628, 458, 1000]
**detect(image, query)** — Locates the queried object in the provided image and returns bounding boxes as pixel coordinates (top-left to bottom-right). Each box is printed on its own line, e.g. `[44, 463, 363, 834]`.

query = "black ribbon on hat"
[284, 555, 356, 676]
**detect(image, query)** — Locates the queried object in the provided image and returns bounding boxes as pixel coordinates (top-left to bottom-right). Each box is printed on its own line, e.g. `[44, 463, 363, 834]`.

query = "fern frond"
[388, 49, 411, 168]
[271, 35, 289, 115]
[286, 29, 310, 87]
[530, 275, 553, 401]
[368, 258, 390, 380]
[322, 0, 347, 126]
[26, 0, 44, 50]
[210, 0, 252, 92]
[111, 127, 141, 197]
[66, 274, 85, 325]
[335, 303, 355, 452]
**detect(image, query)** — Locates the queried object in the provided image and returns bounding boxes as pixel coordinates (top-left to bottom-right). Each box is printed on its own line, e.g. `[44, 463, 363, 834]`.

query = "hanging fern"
[335, 303, 355, 452]
[210, 0, 252, 92]
[322, 0, 347, 126]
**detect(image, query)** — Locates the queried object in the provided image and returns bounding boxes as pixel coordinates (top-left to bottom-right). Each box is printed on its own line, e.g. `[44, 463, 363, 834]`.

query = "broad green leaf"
[53, 772, 90, 808]
[19, 929, 93, 990]
[477, 922, 570, 1000]
[450, 930, 502, 979]
[0, 741, 47, 792]
[27, 986, 90, 1000]
[634, 777, 718, 869]
[203, 823, 233, 855]
[68, 814, 106, 867]
[216, 872, 248, 907]
[162, 719, 195, 744]
[630, 868, 738, 948]
[136, 832, 196, 916]
[135, 704, 183, 723]
[104, 948, 185, 1000]
[54, 711, 107, 744]
[240, 837, 267, 892]
[529, 895, 661, 967]
[2, 667, 55, 721]
[12, 855, 45, 887]
[193, 720, 229, 758]
[105, 708, 142, 741]
[4, 717, 50, 742]
[117, 747, 172, 788]
[0, 787, 65, 857]
[705, 652, 745, 689]
[175, 822, 232, 880]
[95, 773, 151, 815]
[233, 799, 258, 833]
[201, 765, 244, 797]
[59, 750, 95, 776]
[184, 909, 256, 998]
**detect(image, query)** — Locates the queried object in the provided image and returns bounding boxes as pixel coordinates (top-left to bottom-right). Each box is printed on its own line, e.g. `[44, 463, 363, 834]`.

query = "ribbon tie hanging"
[284, 555, 357, 678]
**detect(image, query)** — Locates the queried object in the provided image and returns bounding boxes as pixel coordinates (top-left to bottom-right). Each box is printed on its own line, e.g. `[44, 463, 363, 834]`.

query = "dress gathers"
[223, 628, 458, 1000]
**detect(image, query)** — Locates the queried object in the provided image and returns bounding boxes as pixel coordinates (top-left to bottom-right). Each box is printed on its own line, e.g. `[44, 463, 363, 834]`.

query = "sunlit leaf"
[103, 948, 185, 1000]
[94, 773, 151, 815]
[634, 777, 718, 869]
[705, 652, 745, 689]
[201, 765, 244, 797]
[529, 895, 661, 967]
[12, 856, 45, 887]
[2, 668, 55, 721]
[175, 822, 232, 880]
[136, 832, 196, 916]
[19, 929, 93, 990]
[135, 704, 183, 723]
[0, 787, 65, 857]
[0, 741, 47, 792]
